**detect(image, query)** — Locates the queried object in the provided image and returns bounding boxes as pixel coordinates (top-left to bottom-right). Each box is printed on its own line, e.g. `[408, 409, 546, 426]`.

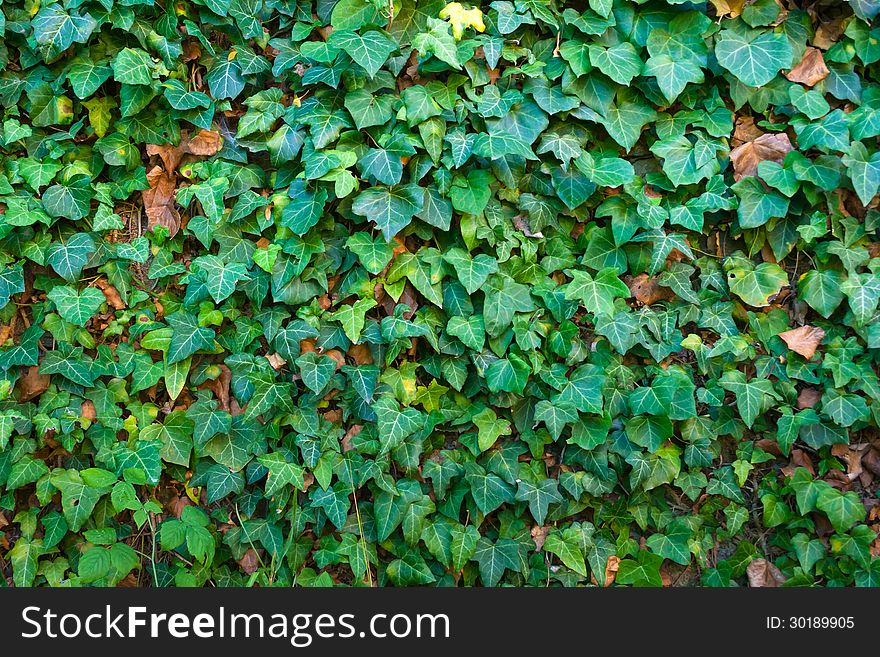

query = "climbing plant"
[1, 0, 880, 588]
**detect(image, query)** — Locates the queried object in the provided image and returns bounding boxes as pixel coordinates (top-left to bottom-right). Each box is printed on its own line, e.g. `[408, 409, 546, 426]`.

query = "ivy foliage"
[1, 0, 880, 588]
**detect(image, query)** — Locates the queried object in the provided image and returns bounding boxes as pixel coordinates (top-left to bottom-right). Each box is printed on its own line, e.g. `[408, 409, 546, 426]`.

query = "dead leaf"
[237, 548, 260, 574]
[81, 400, 96, 422]
[266, 353, 287, 370]
[18, 366, 50, 401]
[341, 424, 363, 452]
[785, 47, 829, 87]
[531, 525, 548, 551]
[512, 214, 544, 238]
[325, 349, 346, 370]
[116, 573, 140, 587]
[730, 131, 793, 181]
[198, 364, 232, 412]
[732, 116, 763, 145]
[863, 448, 880, 478]
[182, 40, 201, 62]
[831, 444, 866, 482]
[797, 387, 821, 409]
[95, 278, 125, 310]
[143, 130, 223, 237]
[778, 325, 825, 359]
[627, 273, 675, 305]
[709, 0, 746, 18]
[813, 18, 846, 50]
[348, 343, 373, 365]
[747, 558, 786, 587]
[603, 555, 620, 587]
[142, 166, 181, 237]
[186, 129, 223, 156]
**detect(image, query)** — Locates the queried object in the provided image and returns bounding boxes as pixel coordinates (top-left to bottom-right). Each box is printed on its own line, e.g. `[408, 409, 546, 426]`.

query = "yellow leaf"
[186, 486, 201, 504]
[439, 2, 485, 40]
[709, 0, 746, 18]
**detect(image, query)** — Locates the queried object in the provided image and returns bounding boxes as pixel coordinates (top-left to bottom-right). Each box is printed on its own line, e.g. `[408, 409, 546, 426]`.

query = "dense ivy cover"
[1, 0, 880, 589]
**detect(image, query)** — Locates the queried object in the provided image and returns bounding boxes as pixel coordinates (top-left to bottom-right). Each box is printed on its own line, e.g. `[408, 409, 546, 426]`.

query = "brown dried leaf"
[81, 400, 96, 422]
[186, 129, 223, 156]
[266, 353, 287, 370]
[831, 444, 865, 481]
[531, 525, 548, 551]
[18, 366, 50, 401]
[785, 47, 829, 87]
[863, 448, 880, 478]
[730, 132, 793, 181]
[627, 273, 675, 305]
[237, 548, 260, 574]
[512, 214, 544, 238]
[142, 165, 181, 237]
[95, 278, 126, 310]
[325, 349, 346, 370]
[732, 116, 763, 146]
[146, 143, 185, 173]
[797, 387, 821, 409]
[813, 18, 846, 50]
[342, 424, 363, 452]
[747, 558, 786, 587]
[603, 555, 620, 587]
[778, 325, 825, 359]
[348, 344, 373, 365]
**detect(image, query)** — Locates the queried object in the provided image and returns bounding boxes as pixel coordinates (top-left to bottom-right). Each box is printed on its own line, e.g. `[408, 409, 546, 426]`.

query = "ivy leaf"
[47, 286, 105, 326]
[162, 79, 212, 110]
[191, 255, 251, 303]
[46, 233, 96, 282]
[719, 370, 781, 428]
[33, 5, 96, 62]
[346, 232, 394, 274]
[413, 18, 462, 68]
[374, 396, 424, 453]
[352, 185, 423, 241]
[731, 177, 790, 229]
[0, 264, 25, 307]
[111, 48, 156, 86]
[50, 469, 110, 532]
[816, 487, 866, 533]
[165, 311, 216, 364]
[43, 175, 93, 221]
[328, 29, 398, 79]
[257, 453, 306, 496]
[726, 262, 788, 307]
[644, 54, 704, 103]
[331, 298, 378, 343]
[588, 43, 643, 86]
[206, 59, 246, 100]
[446, 314, 485, 351]
[798, 268, 846, 318]
[563, 267, 630, 316]
[842, 141, 880, 205]
[472, 407, 511, 452]
[515, 477, 562, 525]
[715, 26, 793, 87]
[472, 537, 520, 587]
[442, 248, 498, 294]
[141, 411, 194, 467]
[295, 351, 337, 394]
